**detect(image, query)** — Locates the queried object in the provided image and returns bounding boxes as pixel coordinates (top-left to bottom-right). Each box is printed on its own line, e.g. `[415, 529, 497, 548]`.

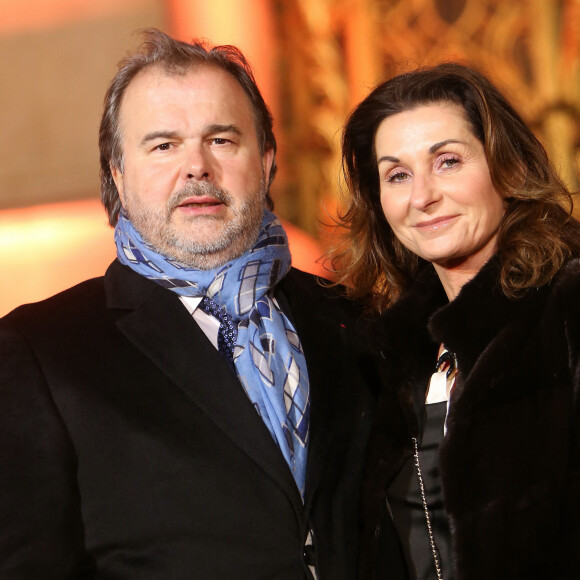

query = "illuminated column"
[165, 0, 278, 121]
[343, 0, 383, 108]
[529, 0, 578, 191]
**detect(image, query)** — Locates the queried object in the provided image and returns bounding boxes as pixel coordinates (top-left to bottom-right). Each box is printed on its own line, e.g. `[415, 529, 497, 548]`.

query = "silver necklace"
[410, 346, 456, 579]
[412, 436, 444, 580]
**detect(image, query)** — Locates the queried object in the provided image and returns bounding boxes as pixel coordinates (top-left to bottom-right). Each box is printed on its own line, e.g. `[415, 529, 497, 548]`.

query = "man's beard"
[123, 180, 267, 270]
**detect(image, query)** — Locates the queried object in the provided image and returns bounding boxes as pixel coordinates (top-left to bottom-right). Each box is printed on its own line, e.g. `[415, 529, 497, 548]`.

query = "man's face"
[111, 65, 274, 270]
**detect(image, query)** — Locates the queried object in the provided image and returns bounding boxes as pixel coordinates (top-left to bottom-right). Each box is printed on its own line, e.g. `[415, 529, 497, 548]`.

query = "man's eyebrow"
[140, 131, 180, 146]
[140, 125, 243, 146]
[205, 123, 242, 136]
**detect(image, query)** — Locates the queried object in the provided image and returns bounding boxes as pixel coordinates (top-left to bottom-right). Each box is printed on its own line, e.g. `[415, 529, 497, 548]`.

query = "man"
[0, 29, 374, 579]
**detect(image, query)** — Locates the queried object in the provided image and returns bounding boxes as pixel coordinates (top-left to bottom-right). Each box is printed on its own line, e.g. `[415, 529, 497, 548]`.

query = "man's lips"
[414, 214, 459, 229]
[176, 196, 224, 208]
[173, 196, 226, 216]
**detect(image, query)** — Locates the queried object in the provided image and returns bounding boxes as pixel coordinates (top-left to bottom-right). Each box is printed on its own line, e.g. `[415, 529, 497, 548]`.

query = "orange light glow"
[0, 0, 146, 35]
[0, 199, 115, 316]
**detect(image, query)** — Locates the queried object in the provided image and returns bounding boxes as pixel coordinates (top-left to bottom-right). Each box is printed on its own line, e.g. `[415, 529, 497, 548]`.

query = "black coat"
[0, 261, 375, 580]
[360, 257, 580, 579]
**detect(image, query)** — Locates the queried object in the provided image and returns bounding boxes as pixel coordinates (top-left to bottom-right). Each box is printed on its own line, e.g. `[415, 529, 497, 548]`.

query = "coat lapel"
[276, 270, 358, 505]
[105, 261, 302, 508]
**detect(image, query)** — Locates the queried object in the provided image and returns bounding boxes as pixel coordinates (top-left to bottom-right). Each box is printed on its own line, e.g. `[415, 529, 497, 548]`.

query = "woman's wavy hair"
[99, 28, 277, 226]
[332, 62, 580, 312]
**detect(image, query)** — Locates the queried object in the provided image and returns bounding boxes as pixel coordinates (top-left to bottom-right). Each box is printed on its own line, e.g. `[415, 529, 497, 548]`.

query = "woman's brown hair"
[332, 62, 580, 312]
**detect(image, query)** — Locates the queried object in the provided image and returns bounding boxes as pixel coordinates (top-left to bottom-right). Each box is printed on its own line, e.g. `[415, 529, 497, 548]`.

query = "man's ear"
[110, 164, 125, 204]
[262, 147, 275, 184]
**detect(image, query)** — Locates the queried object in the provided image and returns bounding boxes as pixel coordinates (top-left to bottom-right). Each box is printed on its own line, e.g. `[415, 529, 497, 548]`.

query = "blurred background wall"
[0, 0, 579, 315]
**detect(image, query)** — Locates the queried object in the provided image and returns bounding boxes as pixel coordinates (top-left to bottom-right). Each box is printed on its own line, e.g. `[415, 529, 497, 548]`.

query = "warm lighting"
[0, 199, 115, 316]
[0, 0, 145, 34]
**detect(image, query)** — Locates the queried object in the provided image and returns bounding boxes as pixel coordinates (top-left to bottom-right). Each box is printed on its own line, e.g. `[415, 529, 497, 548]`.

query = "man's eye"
[212, 138, 231, 145]
[155, 143, 172, 151]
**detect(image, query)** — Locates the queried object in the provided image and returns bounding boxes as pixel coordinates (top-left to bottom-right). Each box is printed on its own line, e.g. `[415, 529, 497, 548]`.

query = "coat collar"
[378, 256, 552, 380]
[429, 256, 525, 373]
[427, 256, 554, 386]
[375, 255, 559, 435]
[104, 260, 303, 510]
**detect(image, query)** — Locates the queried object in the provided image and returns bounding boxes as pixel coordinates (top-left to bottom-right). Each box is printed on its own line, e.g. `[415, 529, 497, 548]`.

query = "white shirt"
[426, 349, 458, 435]
[179, 296, 221, 350]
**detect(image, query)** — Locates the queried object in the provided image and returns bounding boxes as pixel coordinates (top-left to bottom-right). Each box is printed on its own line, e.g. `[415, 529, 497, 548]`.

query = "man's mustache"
[167, 182, 232, 211]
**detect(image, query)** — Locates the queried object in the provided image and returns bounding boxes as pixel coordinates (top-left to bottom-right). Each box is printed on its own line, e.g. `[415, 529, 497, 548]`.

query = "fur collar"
[376, 256, 558, 382]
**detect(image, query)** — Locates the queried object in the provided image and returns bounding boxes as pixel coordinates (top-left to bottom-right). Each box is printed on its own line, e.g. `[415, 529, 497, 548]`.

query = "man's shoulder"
[281, 267, 326, 287]
[281, 267, 353, 304]
[278, 267, 362, 330]
[1, 275, 107, 334]
[1, 259, 160, 334]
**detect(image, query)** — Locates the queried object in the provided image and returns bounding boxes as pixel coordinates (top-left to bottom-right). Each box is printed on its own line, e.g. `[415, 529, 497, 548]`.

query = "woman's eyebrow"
[429, 138, 464, 153]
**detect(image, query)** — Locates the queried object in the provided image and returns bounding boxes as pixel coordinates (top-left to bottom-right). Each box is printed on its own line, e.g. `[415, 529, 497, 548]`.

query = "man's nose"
[183, 146, 212, 181]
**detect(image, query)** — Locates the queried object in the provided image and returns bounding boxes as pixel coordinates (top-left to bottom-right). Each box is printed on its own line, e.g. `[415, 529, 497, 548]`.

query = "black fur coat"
[359, 257, 580, 579]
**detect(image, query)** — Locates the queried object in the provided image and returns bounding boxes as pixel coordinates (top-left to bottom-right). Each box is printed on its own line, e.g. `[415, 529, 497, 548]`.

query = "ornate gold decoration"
[273, 0, 351, 236]
[274, 0, 580, 233]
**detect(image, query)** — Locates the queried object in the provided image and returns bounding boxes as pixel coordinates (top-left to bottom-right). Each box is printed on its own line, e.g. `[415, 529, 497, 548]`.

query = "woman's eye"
[439, 155, 460, 169]
[387, 171, 409, 183]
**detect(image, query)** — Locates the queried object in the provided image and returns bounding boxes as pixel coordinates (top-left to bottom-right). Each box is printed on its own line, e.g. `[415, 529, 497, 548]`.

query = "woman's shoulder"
[548, 258, 580, 389]
[545, 258, 580, 355]
[551, 257, 580, 306]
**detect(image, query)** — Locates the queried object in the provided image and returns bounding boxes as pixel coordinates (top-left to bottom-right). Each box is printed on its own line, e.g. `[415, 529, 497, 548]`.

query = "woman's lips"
[414, 214, 459, 230]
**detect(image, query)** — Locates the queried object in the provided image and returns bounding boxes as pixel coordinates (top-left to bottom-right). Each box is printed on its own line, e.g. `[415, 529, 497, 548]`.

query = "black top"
[387, 400, 452, 579]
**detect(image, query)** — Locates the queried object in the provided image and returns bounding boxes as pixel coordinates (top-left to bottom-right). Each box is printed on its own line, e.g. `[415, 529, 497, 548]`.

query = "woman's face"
[375, 102, 505, 275]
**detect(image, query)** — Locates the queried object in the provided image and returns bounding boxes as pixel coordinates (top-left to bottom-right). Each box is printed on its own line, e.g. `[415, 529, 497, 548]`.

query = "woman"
[333, 63, 580, 579]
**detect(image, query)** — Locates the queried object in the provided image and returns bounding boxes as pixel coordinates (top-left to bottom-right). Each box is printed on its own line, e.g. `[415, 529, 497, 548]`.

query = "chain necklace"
[410, 346, 457, 580]
[412, 436, 444, 580]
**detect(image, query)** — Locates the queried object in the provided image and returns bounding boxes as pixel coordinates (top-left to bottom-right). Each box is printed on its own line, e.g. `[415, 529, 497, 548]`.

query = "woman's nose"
[409, 174, 440, 210]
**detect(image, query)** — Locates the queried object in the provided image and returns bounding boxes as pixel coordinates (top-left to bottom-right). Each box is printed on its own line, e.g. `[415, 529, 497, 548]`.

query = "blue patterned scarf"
[115, 210, 310, 497]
